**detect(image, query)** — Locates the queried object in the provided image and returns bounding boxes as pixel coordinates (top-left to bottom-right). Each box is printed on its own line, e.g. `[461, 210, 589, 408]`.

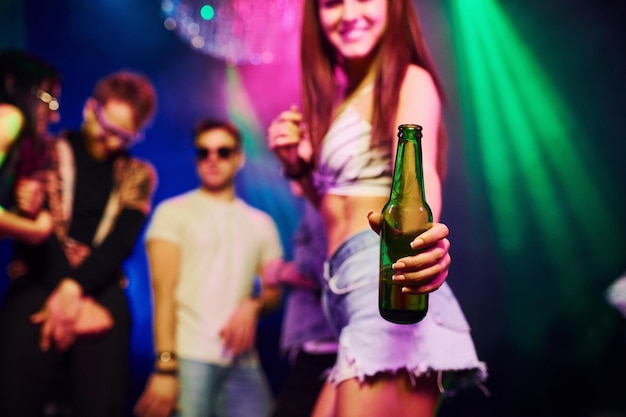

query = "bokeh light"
[160, 0, 301, 65]
[200, 4, 215, 20]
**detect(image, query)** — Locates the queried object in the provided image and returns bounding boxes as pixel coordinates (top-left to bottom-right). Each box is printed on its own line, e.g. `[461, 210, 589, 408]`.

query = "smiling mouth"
[340, 28, 368, 41]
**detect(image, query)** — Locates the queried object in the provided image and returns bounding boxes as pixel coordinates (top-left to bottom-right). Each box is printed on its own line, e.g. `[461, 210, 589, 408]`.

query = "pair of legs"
[0, 279, 131, 417]
[177, 355, 272, 417]
[312, 371, 442, 417]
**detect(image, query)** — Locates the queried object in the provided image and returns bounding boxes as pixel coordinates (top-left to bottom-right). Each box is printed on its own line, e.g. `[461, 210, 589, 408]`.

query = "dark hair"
[193, 119, 242, 148]
[92, 71, 157, 129]
[0, 49, 61, 137]
[300, 0, 447, 178]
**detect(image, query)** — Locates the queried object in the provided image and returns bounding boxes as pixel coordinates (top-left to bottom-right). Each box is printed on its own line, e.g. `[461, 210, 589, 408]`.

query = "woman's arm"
[264, 258, 318, 290]
[376, 64, 450, 295]
[267, 106, 322, 207]
[395, 64, 443, 221]
[0, 206, 53, 244]
[0, 105, 54, 243]
[0, 104, 24, 163]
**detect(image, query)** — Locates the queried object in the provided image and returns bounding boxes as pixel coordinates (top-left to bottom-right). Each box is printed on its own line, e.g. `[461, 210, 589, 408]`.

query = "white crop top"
[313, 104, 392, 197]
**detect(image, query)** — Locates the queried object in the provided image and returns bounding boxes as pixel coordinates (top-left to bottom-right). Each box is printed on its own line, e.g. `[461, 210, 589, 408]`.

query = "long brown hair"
[300, 0, 448, 179]
[0, 49, 60, 139]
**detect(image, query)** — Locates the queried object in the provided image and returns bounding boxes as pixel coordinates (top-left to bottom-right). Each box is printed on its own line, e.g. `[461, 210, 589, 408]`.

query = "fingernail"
[410, 238, 424, 249]
[392, 262, 405, 270]
[392, 274, 406, 282]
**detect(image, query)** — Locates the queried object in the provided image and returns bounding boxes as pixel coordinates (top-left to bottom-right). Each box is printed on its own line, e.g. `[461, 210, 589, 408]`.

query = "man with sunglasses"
[0, 70, 157, 416]
[134, 119, 282, 417]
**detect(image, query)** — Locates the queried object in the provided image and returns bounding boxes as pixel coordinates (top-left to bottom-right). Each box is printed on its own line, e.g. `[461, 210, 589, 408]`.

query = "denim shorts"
[322, 230, 487, 392]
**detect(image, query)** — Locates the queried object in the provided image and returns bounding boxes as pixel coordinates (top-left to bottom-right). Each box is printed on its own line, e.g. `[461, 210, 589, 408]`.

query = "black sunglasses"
[196, 146, 239, 160]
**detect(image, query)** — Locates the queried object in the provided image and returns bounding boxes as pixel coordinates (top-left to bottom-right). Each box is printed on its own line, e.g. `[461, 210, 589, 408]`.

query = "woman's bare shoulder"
[396, 64, 441, 124]
[401, 64, 438, 96]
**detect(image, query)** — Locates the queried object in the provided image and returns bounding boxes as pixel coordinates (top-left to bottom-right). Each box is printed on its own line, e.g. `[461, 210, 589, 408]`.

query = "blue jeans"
[177, 355, 272, 417]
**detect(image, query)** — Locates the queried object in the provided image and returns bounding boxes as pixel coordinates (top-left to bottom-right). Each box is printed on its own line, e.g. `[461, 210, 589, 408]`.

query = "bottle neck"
[390, 136, 426, 202]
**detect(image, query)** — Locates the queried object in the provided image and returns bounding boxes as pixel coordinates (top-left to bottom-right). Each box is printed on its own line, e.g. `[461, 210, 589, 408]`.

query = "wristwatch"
[157, 351, 177, 363]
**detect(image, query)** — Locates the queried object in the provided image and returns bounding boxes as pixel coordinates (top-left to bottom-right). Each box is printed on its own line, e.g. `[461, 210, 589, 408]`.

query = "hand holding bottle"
[377, 124, 449, 323]
[369, 212, 450, 295]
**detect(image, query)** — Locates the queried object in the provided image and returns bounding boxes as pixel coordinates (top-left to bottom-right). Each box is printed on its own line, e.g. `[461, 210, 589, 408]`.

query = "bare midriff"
[319, 193, 388, 257]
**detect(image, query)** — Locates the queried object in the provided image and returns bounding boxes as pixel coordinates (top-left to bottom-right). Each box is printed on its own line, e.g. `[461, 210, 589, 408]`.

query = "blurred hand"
[74, 297, 114, 337]
[7, 258, 28, 280]
[267, 105, 311, 171]
[31, 278, 83, 351]
[219, 298, 259, 356]
[133, 373, 179, 417]
[368, 211, 451, 295]
[15, 178, 45, 218]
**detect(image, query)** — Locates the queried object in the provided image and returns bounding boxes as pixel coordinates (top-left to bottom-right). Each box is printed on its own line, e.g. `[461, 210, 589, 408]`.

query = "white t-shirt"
[146, 189, 283, 365]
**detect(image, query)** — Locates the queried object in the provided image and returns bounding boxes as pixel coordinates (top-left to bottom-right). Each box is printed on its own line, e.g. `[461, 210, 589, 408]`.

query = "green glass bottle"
[379, 124, 433, 324]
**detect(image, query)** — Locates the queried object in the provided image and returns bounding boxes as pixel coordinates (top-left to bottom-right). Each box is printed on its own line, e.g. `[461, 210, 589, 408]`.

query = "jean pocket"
[429, 283, 471, 332]
[326, 255, 376, 295]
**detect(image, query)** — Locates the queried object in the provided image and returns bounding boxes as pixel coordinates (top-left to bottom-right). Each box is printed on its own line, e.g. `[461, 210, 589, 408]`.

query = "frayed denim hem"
[328, 348, 489, 396]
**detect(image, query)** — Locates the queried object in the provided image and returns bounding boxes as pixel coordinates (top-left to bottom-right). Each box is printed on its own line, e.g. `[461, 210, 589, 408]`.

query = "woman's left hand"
[367, 211, 451, 295]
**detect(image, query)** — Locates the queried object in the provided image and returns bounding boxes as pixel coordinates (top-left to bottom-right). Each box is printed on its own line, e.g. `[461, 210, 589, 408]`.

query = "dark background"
[1, 1, 625, 416]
